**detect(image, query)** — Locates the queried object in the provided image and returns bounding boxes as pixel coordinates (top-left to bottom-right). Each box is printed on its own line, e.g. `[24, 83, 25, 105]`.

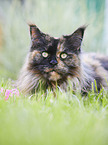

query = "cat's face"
[28, 24, 85, 83]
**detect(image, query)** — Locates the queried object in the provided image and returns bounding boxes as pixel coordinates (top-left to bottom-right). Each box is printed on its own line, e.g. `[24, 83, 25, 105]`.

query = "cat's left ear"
[64, 26, 86, 52]
[28, 24, 42, 40]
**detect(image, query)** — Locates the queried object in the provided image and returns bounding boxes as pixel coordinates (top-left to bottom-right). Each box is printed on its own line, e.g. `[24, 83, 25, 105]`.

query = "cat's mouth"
[49, 71, 61, 81]
[43, 68, 61, 81]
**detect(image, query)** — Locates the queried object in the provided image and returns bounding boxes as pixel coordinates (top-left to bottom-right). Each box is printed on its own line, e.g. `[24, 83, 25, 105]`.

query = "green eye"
[60, 53, 67, 59]
[42, 52, 48, 58]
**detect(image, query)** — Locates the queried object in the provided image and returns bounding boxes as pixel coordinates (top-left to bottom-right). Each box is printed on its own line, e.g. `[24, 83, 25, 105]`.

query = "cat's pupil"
[60, 53, 67, 59]
[42, 52, 48, 58]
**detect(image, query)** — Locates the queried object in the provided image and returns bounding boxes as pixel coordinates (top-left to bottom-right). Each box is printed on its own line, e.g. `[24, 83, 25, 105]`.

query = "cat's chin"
[48, 71, 61, 81]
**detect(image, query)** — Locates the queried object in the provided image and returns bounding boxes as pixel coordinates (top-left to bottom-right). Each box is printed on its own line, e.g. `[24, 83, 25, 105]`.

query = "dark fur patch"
[99, 59, 108, 71]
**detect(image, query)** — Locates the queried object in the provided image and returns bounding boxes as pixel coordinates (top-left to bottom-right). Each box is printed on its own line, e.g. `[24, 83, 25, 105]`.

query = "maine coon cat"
[17, 24, 108, 94]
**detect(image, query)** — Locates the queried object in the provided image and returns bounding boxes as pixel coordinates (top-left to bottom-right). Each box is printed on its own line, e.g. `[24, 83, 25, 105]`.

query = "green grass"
[0, 80, 108, 145]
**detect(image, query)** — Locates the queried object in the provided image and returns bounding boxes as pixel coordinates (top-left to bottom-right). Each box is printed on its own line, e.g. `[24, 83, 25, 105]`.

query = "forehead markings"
[45, 35, 52, 41]
[44, 39, 59, 55]
[56, 38, 66, 58]
[55, 38, 68, 72]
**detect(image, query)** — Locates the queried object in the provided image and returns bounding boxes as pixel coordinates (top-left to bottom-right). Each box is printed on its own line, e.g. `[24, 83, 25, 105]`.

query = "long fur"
[17, 25, 108, 94]
[17, 53, 108, 94]
[17, 55, 42, 93]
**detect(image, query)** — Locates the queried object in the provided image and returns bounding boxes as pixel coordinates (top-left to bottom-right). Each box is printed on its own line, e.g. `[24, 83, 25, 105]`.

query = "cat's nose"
[50, 60, 58, 65]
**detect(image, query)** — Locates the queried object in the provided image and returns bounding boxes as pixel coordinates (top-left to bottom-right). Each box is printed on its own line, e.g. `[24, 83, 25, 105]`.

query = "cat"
[17, 24, 108, 94]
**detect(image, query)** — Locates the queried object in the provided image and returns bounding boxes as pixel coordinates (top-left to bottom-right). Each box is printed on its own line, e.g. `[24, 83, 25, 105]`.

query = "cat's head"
[28, 24, 86, 84]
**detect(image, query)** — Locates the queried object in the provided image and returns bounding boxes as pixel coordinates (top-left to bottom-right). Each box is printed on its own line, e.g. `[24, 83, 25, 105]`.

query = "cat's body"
[17, 24, 108, 94]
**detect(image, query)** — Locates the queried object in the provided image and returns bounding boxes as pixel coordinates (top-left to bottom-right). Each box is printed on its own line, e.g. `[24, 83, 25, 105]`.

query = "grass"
[0, 80, 108, 145]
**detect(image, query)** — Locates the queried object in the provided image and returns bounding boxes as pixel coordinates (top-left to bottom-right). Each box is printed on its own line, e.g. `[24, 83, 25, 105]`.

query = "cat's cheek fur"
[64, 54, 80, 67]
[56, 58, 69, 73]
[30, 50, 41, 61]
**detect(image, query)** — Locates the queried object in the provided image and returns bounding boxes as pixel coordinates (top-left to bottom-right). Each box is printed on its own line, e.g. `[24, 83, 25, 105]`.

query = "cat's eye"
[60, 53, 67, 59]
[42, 52, 48, 58]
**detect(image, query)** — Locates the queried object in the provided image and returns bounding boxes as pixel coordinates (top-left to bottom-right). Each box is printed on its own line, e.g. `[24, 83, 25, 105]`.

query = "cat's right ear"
[63, 26, 86, 53]
[28, 24, 42, 40]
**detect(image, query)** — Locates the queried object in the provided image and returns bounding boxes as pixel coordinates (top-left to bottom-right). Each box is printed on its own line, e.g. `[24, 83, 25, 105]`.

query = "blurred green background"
[0, 0, 107, 79]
